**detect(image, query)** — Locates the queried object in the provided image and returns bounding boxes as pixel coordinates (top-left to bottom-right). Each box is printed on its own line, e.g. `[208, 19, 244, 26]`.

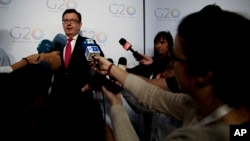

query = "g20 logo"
[81, 30, 108, 43]
[96, 32, 108, 43]
[46, 0, 77, 10]
[0, 0, 12, 5]
[10, 27, 44, 40]
[154, 8, 180, 19]
[109, 3, 136, 16]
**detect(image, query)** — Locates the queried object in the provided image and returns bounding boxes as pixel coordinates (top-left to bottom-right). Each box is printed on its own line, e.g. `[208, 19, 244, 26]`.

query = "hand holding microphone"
[90, 55, 129, 92]
[82, 38, 102, 69]
[81, 39, 123, 94]
[88, 59, 123, 94]
[138, 54, 154, 65]
[82, 38, 101, 61]
[36, 33, 66, 70]
[38, 52, 61, 70]
[37, 33, 67, 53]
[90, 55, 114, 76]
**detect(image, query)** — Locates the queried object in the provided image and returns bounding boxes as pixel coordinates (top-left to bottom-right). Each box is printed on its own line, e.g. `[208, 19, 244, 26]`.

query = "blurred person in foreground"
[0, 51, 61, 140]
[90, 4, 250, 141]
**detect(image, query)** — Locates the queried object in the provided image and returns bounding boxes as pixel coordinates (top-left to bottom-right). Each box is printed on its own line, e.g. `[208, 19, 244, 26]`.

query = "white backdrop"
[144, 0, 250, 56]
[1, 0, 250, 67]
[0, 0, 143, 67]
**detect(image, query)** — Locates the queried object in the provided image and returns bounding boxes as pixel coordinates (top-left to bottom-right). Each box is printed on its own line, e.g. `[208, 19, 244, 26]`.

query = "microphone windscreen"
[119, 38, 132, 51]
[107, 58, 114, 64]
[52, 33, 67, 51]
[118, 57, 127, 70]
[37, 39, 54, 53]
[118, 57, 127, 66]
[119, 38, 126, 45]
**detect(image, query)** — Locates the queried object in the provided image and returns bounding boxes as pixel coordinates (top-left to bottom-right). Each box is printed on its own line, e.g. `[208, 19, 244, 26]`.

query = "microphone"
[37, 39, 54, 53]
[107, 58, 114, 64]
[82, 38, 101, 61]
[81, 39, 123, 94]
[35, 38, 58, 70]
[119, 38, 144, 61]
[36, 33, 67, 53]
[52, 33, 67, 51]
[117, 57, 127, 70]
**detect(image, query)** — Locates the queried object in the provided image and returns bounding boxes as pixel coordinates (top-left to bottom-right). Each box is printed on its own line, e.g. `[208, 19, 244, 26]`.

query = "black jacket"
[39, 35, 106, 141]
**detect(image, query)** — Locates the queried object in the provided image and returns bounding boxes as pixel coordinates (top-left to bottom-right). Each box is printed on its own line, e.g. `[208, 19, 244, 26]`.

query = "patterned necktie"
[64, 37, 73, 68]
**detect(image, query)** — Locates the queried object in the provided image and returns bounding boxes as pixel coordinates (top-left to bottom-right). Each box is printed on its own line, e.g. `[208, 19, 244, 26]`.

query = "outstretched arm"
[1, 51, 61, 73]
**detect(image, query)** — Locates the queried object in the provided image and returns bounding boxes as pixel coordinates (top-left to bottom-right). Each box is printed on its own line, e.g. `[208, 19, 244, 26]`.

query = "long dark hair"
[153, 31, 173, 57]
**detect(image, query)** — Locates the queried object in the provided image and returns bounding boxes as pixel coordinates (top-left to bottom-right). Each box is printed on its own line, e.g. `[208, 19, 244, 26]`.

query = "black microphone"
[107, 58, 114, 64]
[119, 38, 144, 61]
[117, 57, 127, 70]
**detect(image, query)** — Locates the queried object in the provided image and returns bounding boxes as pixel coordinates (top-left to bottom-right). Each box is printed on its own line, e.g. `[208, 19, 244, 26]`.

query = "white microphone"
[82, 38, 100, 61]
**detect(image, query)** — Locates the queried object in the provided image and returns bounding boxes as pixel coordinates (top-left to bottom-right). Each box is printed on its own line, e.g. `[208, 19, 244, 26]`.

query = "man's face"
[62, 13, 82, 37]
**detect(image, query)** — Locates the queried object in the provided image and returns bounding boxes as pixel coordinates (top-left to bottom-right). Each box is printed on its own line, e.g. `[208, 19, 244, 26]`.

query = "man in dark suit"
[37, 9, 106, 141]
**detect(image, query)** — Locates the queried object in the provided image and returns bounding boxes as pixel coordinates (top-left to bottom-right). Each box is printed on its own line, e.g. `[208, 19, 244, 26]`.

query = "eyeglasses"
[62, 19, 79, 24]
[169, 52, 187, 63]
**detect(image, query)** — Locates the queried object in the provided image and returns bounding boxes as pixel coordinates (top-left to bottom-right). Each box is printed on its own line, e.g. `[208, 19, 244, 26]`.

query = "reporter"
[91, 55, 195, 140]
[92, 4, 250, 141]
[127, 31, 173, 79]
